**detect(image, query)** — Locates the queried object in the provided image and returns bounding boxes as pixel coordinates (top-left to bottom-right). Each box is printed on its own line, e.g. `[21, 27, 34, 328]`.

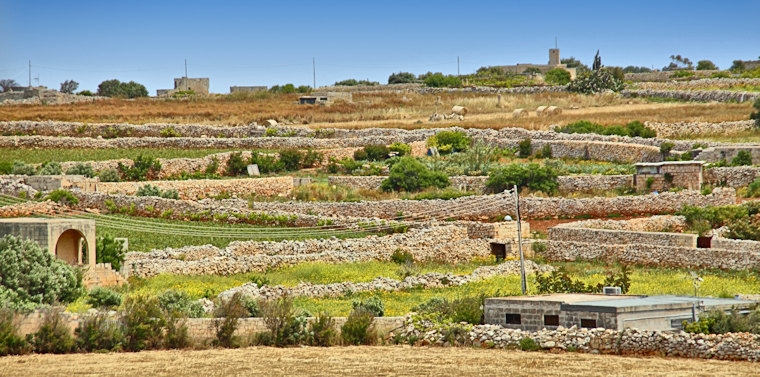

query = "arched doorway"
[55, 229, 86, 265]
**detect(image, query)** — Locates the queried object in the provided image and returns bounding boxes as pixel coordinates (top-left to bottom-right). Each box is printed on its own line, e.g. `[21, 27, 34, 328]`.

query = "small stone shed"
[633, 161, 704, 191]
[299, 92, 352, 105]
[484, 294, 755, 332]
[0, 218, 96, 267]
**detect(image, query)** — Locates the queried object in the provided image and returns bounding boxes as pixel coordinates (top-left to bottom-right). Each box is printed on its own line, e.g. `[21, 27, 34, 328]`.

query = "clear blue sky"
[1, 0, 758, 94]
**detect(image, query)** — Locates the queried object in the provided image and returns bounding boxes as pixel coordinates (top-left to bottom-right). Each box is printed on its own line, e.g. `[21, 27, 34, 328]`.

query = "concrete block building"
[633, 161, 704, 192]
[485, 294, 755, 331]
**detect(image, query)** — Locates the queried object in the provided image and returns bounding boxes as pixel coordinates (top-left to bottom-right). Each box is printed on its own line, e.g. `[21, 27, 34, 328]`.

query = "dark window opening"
[580, 318, 597, 328]
[544, 315, 559, 326]
[505, 313, 521, 325]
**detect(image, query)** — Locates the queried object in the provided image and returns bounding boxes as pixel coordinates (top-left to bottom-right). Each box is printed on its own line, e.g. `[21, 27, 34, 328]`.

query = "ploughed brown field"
[0, 346, 755, 377]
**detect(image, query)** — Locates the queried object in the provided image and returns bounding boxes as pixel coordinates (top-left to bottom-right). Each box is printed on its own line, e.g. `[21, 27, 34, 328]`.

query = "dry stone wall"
[97, 176, 293, 200]
[621, 89, 759, 103]
[645, 120, 756, 139]
[696, 147, 760, 165]
[395, 319, 760, 361]
[121, 225, 491, 277]
[630, 78, 760, 90]
[549, 226, 697, 248]
[704, 166, 760, 187]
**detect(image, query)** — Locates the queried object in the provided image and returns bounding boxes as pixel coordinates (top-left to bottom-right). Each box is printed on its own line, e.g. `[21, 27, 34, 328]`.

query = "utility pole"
[457, 56, 460, 77]
[184, 59, 189, 90]
[513, 185, 527, 295]
[313, 57, 316, 89]
[28, 60, 31, 88]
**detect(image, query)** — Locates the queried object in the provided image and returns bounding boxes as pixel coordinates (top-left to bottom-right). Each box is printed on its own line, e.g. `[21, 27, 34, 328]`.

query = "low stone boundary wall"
[621, 89, 759, 103]
[711, 237, 760, 253]
[97, 176, 293, 200]
[327, 175, 631, 194]
[645, 120, 756, 139]
[548, 227, 697, 248]
[544, 240, 760, 270]
[249, 189, 736, 221]
[704, 166, 760, 187]
[395, 321, 760, 361]
[122, 225, 491, 278]
[630, 77, 760, 89]
[696, 147, 760, 165]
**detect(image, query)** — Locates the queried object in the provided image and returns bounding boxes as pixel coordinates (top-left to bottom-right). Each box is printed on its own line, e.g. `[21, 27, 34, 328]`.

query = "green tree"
[544, 68, 571, 85]
[0, 79, 19, 92]
[696, 60, 718, 70]
[59, 80, 79, 94]
[381, 157, 449, 192]
[750, 98, 760, 127]
[486, 163, 558, 194]
[387, 72, 417, 84]
[426, 130, 472, 154]
[422, 72, 461, 88]
[96, 79, 147, 98]
[96, 236, 125, 271]
[0, 235, 83, 310]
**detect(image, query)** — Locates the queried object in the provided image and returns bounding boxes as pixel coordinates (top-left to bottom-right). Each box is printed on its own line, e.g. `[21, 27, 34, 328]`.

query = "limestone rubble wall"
[97, 176, 293, 200]
[548, 227, 697, 248]
[621, 89, 759, 103]
[711, 237, 760, 253]
[704, 166, 760, 187]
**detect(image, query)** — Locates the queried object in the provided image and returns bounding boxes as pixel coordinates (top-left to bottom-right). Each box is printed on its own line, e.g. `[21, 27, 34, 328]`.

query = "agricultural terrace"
[2, 76, 760, 364]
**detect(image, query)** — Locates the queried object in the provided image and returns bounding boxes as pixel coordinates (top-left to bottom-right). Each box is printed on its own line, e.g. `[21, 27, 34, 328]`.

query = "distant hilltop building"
[157, 77, 209, 97]
[497, 48, 576, 79]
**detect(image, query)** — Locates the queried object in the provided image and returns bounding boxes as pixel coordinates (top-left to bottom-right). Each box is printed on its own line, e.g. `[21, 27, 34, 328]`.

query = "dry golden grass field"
[0, 92, 751, 130]
[0, 346, 755, 377]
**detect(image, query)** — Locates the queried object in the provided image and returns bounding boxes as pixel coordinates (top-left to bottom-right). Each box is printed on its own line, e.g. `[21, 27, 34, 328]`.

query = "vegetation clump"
[381, 157, 449, 192]
[486, 163, 558, 194]
[426, 130, 472, 154]
[555, 120, 656, 138]
[567, 69, 623, 94]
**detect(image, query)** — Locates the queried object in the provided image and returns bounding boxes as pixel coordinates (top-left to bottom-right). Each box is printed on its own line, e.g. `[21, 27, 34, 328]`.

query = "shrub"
[96, 79, 148, 98]
[535, 266, 630, 294]
[259, 295, 309, 347]
[38, 161, 62, 175]
[0, 161, 11, 174]
[413, 296, 483, 325]
[28, 308, 75, 354]
[278, 149, 304, 171]
[352, 296, 384, 317]
[427, 130, 472, 154]
[0, 308, 31, 356]
[390, 249, 414, 265]
[158, 290, 204, 318]
[517, 138, 532, 158]
[0, 235, 83, 311]
[731, 150, 753, 166]
[341, 308, 376, 345]
[160, 126, 181, 138]
[118, 155, 161, 181]
[567, 69, 623, 94]
[751, 98, 760, 127]
[96, 235, 125, 271]
[381, 157, 449, 192]
[388, 72, 417, 84]
[301, 149, 323, 168]
[136, 184, 179, 200]
[537, 144, 552, 159]
[684, 308, 760, 335]
[556, 120, 656, 138]
[98, 168, 120, 182]
[388, 142, 412, 157]
[11, 161, 35, 175]
[75, 313, 123, 352]
[250, 152, 285, 174]
[43, 189, 79, 205]
[163, 312, 190, 349]
[309, 311, 337, 346]
[486, 163, 558, 194]
[422, 72, 461, 88]
[747, 177, 760, 197]
[226, 152, 248, 176]
[519, 337, 540, 351]
[65, 162, 95, 178]
[355, 145, 390, 161]
[544, 68, 571, 85]
[213, 292, 249, 348]
[121, 294, 166, 351]
[87, 287, 122, 308]
[660, 142, 675, 156]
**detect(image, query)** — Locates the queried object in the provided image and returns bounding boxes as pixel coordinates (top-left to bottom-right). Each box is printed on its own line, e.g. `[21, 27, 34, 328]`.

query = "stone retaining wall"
[394, 320, 760, 361]
[696, 146, 760, 165]
[711, 237, 760, 253]
[704, 166, 760, 187]
[97, 176, 293, 200]
[621, 89, 759, 103]
[548, 227, 697, 248]
[630, 77, 760, 89]
[645, 120, 756, 139]
[121, 225, 491, 278]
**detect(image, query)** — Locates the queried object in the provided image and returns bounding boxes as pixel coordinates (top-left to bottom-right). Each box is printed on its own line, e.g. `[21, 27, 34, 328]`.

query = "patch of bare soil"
[0, 346, 756, 377]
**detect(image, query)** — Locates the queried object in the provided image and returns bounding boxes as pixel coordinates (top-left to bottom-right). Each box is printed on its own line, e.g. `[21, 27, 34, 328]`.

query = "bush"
[427, 130, 472, 154]
[731, 150, 753, 166]
[163, 311, 190, 349]
[121, 294, 166, 351]
[309, 311, 337, 347]
[226, 151, 249, 176]
[341, 308, 376, 345]
[96, 235, 125, 271]
[28, 308, 75, 354]
[352, 296, 384, 317]
[535, 266, 630, 294]
[0, 161, 11, 174]
[259, 295, 309, 347]
[278, 149, 304, 171]
[751, 98, 760, 127]
[213, 292, 249, 348]
[517, 138, 532, 158]
[519, 337, 540, 351]
[422, 72, 461, 88]
[555, 120, 656, 138]
[381, 157, 449, 192]
[65, 162, 95, 178]
[354, 145, 389, 161]
[567, 69, 623, 94]
[249, 153, 285, 174]
[159, 126, 181, 138]
[60, 80, 79, 94]
[390, 249, 414, 265]
[98, 168, 120, 182]
[158, 290, 204, 318]
[87, 287, 123, 308]
[301, 149, 323, 168]
[0, 308, 30, 356]
[684, 308, 760, 335]
[388, 142, 411, 157]
[43, 189, 79, 205]
[96, 79, 148, 98]
[388, 72, 417, 84]
[136, 184, 179, 200]
[118, 155, 161, 181]
[0, 235, 83, 311]
[486, 163, 558, 194]
[75, 313, 123, 352]
[544, 68, 571, 85]
[413, 296, 483, 325]
[38, 161, 62, 175]
[11, 161, 35, 175]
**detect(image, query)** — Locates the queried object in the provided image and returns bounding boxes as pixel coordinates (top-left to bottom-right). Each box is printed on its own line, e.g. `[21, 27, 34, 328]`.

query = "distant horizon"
[2, 0, 758, 94]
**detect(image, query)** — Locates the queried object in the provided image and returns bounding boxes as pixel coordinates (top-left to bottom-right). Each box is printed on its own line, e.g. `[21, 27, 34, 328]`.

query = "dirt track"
[0, 346, 755, 377]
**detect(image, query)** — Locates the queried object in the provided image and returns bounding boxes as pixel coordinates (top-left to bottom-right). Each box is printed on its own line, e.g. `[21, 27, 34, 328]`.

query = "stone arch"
[55, 228, 87, 265]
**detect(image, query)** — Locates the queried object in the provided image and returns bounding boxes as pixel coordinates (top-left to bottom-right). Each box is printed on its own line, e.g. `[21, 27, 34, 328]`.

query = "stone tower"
[549, 49, 560, 66]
